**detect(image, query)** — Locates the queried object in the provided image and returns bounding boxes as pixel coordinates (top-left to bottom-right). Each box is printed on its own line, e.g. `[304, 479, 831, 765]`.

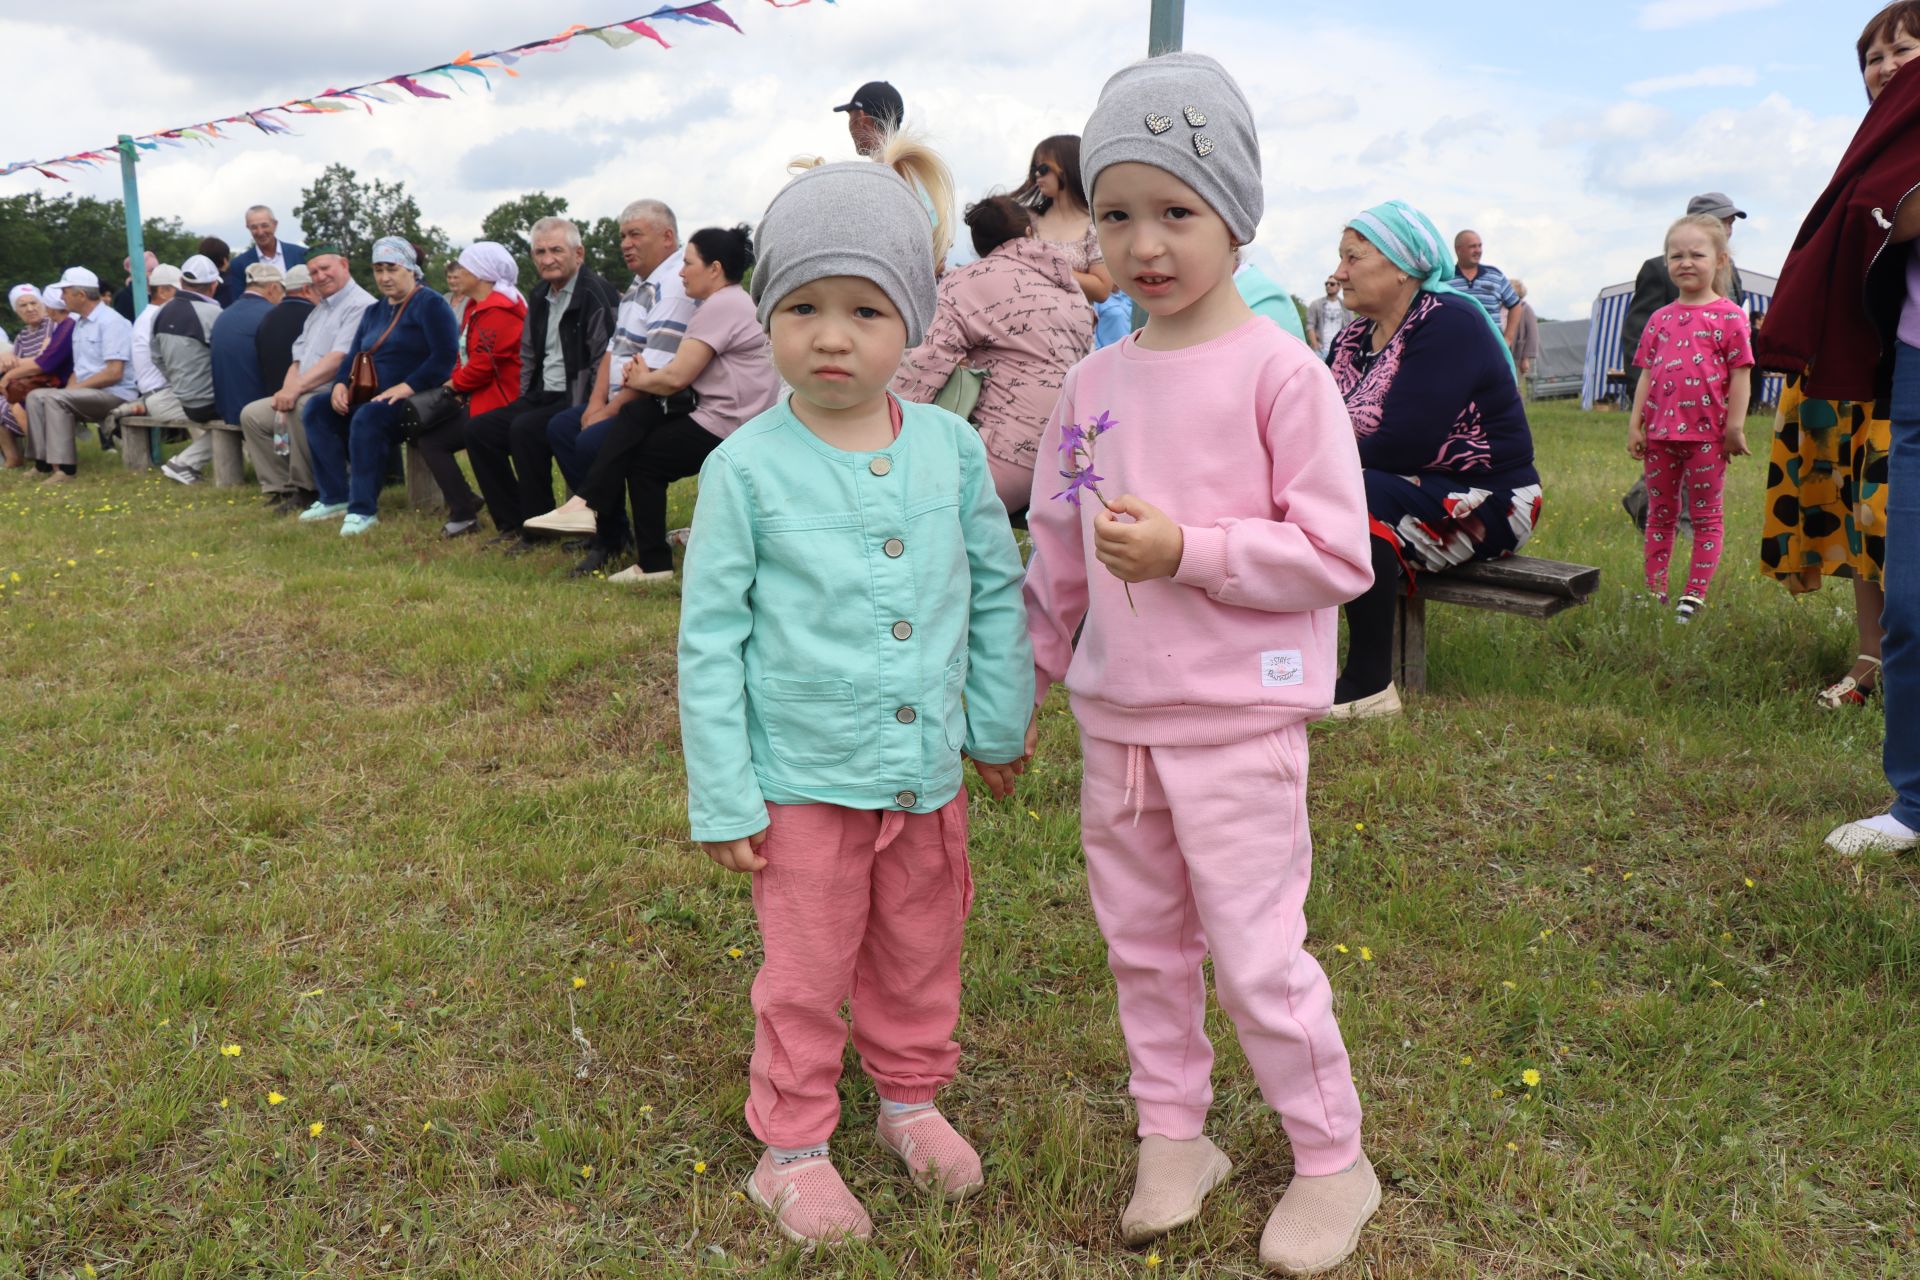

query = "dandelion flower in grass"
[218, 1097, 229, 1110]
[309, 1121, 325, 1138]
[1504, 1141, 1518, 1152]
[1743, 877, 1755, 889]
[572, 976, 587, 990]
[1359, 947, 1373, 962]
[580, 1164, 594, 1179]
[732, 1190, 746, 1203]
[1521, 1069, 1541, 1089]
[1491, 1088, 1504, 1099]
[1459, 1055, 1473, 1066]
[639, 1104, 654, 1116]
[84, 1266, 97, 1278]
[422, 1120, 433, 1134]
[1027, 810, 1040, 821]
[219, 1044, 242, 1057]
[1621, 871, 1634, 881]
[156, 1018, 170, 1028]
[64, 558, 75, 568]
[727, 947, 744, 960]
[267, 1091, 287, 1106]
[1354, 822, 1366, 832]
[1501, 980, 1517, 991]
[1145, 1252, 1163, 1270]
[693, 1160, 708, 1175]
[1334, 944, 1350, 955]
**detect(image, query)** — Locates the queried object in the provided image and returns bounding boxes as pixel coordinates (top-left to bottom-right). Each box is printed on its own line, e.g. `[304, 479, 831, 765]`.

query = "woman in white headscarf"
[420, 241, 528, 536]
[0, 284, 73, 467]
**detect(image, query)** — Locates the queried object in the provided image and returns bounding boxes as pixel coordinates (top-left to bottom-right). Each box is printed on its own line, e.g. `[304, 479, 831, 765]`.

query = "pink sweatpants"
[1643, 438, 1728, 601]
[1080, 726, 1363, 1176]
[746, 793, 973, 1148]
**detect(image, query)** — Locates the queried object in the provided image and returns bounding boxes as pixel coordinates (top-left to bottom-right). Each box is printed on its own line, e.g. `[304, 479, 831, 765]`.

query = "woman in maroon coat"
[421, 242, 527, 536]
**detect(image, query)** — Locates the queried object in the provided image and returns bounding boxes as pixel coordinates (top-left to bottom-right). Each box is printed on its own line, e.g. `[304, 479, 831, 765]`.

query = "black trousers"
[1335, 533, 1404, 702]
[465, 391, 567, 534]
[415, 410, 482, 522]
[582, 396, 720, 572]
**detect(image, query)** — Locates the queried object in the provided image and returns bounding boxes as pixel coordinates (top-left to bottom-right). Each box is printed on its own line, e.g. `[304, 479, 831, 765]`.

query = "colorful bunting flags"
[0, 0, 828, 180]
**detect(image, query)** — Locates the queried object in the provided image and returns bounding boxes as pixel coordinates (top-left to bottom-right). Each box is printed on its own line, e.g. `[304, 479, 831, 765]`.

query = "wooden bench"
[1392, 555, 1600, 693]
[119, 415, 442, 509]
[119, 416, 247, 486]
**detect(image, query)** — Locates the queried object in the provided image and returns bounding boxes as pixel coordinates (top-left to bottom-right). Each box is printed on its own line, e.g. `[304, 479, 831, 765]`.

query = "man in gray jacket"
[153, 255, 225, 484]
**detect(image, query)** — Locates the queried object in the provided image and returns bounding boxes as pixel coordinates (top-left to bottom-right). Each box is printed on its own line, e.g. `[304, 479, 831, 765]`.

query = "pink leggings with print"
[1080, 725, 1363, 1176]
[1643, 438, 1728, 601]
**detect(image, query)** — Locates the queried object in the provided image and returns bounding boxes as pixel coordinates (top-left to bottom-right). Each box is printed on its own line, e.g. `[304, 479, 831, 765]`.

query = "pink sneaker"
[745, 1149, 874, 1245]
[875, 1108, 985, 1200]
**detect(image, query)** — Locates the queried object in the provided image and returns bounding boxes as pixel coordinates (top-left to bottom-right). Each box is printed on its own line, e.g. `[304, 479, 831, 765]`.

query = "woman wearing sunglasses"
[1013, 134, 1114, 305]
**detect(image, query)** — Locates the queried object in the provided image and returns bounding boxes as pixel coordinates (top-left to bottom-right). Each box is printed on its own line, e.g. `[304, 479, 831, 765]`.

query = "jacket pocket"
[758, 677, 860, 768]
[942, 660, 968, 752]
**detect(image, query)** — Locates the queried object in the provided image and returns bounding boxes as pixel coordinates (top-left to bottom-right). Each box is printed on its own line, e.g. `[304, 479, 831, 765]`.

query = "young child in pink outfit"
[1022, 53, 1380, 1276]
[1627, 213, 1754, 623]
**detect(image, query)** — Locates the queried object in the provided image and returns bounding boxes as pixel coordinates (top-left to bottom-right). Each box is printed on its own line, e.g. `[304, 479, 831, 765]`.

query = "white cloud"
[0, 1, 1871, 324]
[1625, 65, 1759, 96]
[1636, 0, 1783, 31]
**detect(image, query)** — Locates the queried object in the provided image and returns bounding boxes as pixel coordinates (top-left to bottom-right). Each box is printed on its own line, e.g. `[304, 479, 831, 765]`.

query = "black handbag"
[397, 385, 463, 439]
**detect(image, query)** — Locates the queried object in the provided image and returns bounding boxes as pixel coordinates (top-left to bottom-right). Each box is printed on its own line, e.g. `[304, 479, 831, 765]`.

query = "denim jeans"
[1881, 341, 1920, 827]
[304, 394, 405, 518]
[546, 406, 616, 495]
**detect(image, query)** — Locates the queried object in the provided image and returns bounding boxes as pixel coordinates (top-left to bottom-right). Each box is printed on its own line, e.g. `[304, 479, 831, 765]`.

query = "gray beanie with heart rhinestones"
[1079, 52, 1263, 245]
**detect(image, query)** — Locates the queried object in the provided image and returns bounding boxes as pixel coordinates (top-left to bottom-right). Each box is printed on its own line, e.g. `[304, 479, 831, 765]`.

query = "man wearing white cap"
[152, 255, 226, 484]
[24, 266, 137, 479]
[104, 264, 185, 447]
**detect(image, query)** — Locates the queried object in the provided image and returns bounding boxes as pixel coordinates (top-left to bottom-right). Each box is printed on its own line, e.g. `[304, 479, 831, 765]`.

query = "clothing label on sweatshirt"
[1260, 650, 1304, 687]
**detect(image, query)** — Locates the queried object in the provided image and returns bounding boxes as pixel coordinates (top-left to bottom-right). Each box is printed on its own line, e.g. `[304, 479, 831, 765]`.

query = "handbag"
[397, 385, 463, 439]
[347, 291, 417, 407]
[932, 364, 987, 422]
[3, 371, 59, 406]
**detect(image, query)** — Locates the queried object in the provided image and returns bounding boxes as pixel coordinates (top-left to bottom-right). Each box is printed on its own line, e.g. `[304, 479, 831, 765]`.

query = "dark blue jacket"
[335, 286, 459, 395]
[219, 241, 308, 308]
[210, 292, 275, 424]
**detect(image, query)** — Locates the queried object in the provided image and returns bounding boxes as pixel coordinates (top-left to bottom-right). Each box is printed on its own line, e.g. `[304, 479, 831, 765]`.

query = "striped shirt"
[1448, 262, 1520, 321]
[605, 255, 695, 393]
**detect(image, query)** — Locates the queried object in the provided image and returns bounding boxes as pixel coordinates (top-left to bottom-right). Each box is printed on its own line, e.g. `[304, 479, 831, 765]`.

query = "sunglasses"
[1031, 162, 1054, 178]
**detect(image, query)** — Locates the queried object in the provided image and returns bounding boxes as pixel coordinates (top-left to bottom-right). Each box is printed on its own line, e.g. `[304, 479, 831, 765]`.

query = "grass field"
[2, 402, 1916, 1279]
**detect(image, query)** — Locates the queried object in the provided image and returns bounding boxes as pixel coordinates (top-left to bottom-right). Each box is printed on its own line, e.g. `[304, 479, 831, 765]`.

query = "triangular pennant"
[681, 2, 744, 31]
[622, 19, 669, 46]
[589, 26, 644, 48]
[390, 75, 451, 100]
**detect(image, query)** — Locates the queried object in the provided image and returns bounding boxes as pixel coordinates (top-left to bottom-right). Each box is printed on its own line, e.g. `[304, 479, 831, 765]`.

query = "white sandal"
[1816, 654, 1880, 709]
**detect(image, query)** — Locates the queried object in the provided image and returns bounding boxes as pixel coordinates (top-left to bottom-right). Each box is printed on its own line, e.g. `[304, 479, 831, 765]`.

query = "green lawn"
[2, 403, 1915, 1279]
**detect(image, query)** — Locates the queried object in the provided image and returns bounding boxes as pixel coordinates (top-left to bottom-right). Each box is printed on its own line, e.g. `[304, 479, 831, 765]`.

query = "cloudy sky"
[0, 0, 1884, 319]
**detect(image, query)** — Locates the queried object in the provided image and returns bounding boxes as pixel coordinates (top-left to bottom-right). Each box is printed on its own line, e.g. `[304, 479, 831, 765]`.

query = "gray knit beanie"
[1080, 52, 1262, 245]
[751, 161, 937, 346]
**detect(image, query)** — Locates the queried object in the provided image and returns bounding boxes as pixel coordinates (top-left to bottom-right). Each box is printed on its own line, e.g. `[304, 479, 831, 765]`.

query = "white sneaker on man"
[160, 460, 201, 485]
[522, 507, 597, 536]
[1824, 812, 1918, 855]
[606, 565, 676, 586]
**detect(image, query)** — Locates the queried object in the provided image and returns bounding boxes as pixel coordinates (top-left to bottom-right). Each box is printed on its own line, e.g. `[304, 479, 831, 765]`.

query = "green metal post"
[117, 134, 157, 462]
[1148, 0, 1185, 55]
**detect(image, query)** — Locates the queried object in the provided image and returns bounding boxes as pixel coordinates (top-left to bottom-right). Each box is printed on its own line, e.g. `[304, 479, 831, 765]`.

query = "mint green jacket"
[677, 398, 1035, 842]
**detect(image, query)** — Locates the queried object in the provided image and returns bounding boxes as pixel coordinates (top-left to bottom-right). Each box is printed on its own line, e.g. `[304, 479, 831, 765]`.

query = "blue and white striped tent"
[1580, 270, 1783, 409]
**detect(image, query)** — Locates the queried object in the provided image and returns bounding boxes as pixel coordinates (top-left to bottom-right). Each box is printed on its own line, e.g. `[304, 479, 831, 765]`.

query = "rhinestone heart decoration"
[1192, 134, 1215, 158]
[1183, 106, 1207, 128]
[1145, 112, 1174, 135]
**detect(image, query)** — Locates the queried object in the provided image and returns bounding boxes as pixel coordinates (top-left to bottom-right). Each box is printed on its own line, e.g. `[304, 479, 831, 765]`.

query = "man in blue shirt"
[24, 266, 137, 479]
[1448, 229, 1522, 347]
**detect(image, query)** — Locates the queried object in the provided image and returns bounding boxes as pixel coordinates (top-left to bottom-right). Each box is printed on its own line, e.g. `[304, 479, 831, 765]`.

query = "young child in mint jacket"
[676, 137, 1034, 1247]
[1023, 54, 1380, 1275]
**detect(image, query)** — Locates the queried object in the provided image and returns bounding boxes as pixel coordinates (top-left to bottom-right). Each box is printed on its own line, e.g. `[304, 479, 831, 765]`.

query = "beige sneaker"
[1119, 1134, 1233, 1246]
[1259, 1154, 1380, 1275]
[1328, 684, 1401, 720]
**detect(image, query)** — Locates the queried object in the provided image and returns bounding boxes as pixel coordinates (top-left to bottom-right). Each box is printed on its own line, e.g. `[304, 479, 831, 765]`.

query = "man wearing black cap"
[833, 80, 904, 156]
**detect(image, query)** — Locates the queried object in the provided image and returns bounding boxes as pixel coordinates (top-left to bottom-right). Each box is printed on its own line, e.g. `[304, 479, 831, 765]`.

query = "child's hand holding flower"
[701, 829, 769, 873]
[1094, 495, 1185, 583]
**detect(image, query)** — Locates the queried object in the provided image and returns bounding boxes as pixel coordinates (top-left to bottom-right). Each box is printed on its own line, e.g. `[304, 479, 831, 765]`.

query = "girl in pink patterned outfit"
[1628, 213, 1754, 621]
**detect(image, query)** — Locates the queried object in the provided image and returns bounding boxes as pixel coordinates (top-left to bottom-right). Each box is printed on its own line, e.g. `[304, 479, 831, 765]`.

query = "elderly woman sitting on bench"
[1325, 200, 1543, 719]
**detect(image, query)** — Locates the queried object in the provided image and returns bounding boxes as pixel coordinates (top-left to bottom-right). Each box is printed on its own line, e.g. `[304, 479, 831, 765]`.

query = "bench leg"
[405, 442, 443, 512]
[210, 431, 247, 487]
[122, 425, 153, 471]
[1394, 594, 1427, 694]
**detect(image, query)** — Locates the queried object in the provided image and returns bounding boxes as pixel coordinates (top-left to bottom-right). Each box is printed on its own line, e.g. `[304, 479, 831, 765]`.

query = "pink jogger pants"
[746, 794, 973, 1148]
[1643, 438, 1728, 601]
[1080, 725, 1363, 1176]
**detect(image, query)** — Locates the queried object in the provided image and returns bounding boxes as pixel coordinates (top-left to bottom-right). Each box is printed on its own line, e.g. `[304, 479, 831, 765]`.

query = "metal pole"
[116, 134, 158, 463]
[1148, 0, 1185, 56]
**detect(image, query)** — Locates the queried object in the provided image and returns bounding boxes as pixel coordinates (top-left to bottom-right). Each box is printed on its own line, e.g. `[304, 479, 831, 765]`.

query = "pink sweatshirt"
[1024, 317, 1373, 745]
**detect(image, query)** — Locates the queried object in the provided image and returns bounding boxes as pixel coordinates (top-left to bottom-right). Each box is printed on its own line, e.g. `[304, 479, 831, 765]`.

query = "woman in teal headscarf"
[1325, 199, 1543, 718]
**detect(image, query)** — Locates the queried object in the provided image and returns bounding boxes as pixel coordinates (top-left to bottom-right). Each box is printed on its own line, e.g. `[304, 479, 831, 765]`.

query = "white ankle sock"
[1856, 813, 1917, 839]
[878, 1097, 935, 1119]
[768, 1142, 828, 1166]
